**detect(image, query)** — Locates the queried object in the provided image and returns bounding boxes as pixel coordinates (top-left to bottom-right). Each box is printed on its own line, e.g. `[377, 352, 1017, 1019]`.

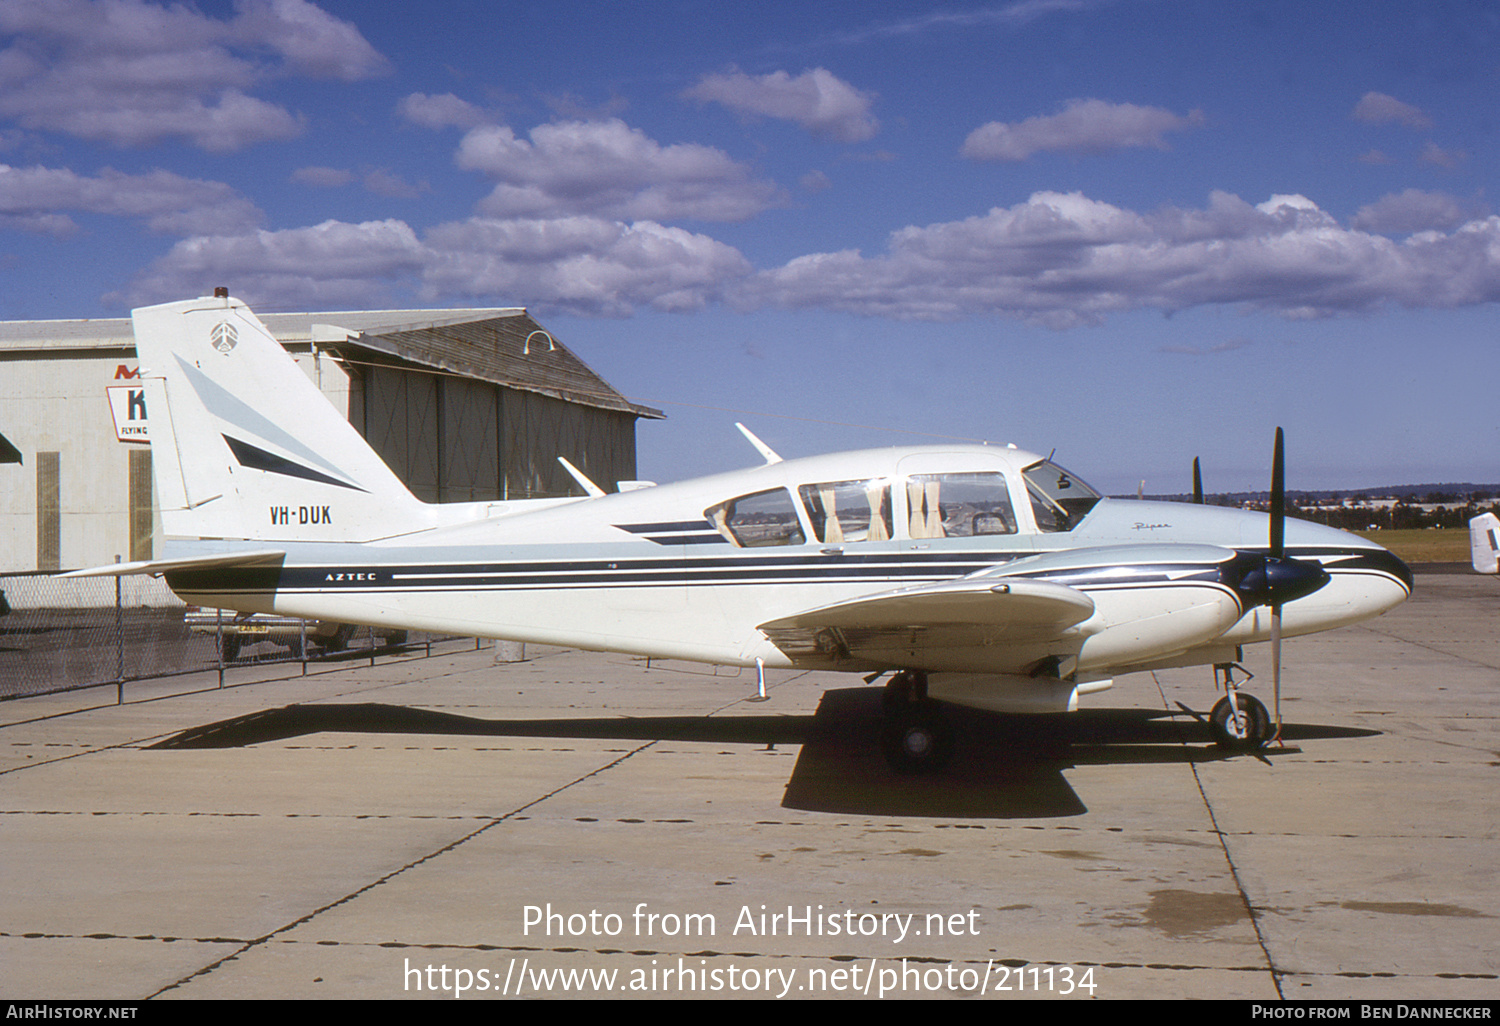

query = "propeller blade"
[1268, 427, 1287, 744]
[1270, 427, 1285, 559]
[1192, 457, 1203, 504]
[1270, 605, 1283, 744]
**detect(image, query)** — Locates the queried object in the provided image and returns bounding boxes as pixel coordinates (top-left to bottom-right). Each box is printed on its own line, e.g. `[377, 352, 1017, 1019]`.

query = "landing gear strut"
[880, 670, 954, 774]
[1209, 663, 1271, 751]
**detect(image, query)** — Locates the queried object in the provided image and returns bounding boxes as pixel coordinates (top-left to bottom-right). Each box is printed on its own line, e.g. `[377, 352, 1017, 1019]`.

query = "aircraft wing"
[58, 549, 287, 579]
[756, 576, 1094, 663]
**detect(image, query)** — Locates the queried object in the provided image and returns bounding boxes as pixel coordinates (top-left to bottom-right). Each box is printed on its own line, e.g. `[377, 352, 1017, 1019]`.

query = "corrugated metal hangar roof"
[334, 312, 662, 420]
[0, 306, 662, 420]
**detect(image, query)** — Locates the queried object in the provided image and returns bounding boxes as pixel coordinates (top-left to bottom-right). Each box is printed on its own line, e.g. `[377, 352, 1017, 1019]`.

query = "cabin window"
[705, 489, 806, 548]
[1023, 460, 1102, 532]
[905, 473, 1017, 539]
[799, 479, 893, 544]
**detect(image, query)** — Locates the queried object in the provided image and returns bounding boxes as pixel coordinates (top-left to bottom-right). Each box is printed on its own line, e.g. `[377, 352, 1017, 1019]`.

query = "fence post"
[216, 606, 224, 689]
[114, 556, 123, 705]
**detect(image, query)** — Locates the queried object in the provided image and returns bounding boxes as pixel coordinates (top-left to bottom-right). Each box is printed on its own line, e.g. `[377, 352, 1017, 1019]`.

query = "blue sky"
[2, 0, 1497, 493]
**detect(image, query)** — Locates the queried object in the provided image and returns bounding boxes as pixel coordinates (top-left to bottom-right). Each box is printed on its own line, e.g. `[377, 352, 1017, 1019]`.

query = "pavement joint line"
[1352, 623, 1500, 672]
[1185, 763, 1286, 1001]
[113, 677, 791, 996]
[0, 641, 496, 728]
[0, 650, 524, 775]
[9, 928, 1492, 984]
[1152, 670, 1288, 1001]
[703, 670, 813, 717]
[0, 731, 180, 777]
[146, 738, 660, 999]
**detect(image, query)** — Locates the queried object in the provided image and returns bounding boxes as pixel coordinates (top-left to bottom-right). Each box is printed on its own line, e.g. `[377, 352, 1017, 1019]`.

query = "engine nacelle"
[926, 673, 1113, 714]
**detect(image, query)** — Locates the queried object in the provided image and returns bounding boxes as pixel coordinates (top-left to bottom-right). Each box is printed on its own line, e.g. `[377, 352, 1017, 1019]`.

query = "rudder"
[1472, 513, 1500, 574]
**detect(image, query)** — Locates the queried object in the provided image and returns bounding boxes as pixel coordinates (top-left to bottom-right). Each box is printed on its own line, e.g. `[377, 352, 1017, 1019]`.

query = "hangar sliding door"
[440, 376, 501, 502]
[359, 364, 638, 503]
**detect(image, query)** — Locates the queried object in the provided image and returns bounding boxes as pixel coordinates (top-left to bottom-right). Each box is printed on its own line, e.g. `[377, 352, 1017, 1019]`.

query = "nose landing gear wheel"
[881, 702, 953, 774]
[1210, 694, 1270, 750]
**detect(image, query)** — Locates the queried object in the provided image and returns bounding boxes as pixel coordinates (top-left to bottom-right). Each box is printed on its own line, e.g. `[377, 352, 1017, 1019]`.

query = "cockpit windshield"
[1022, 459, 1102, 533]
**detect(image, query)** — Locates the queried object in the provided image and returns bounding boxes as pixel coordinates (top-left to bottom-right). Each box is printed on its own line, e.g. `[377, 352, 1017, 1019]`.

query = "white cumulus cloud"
[683, 68, 879, 143]
[120, 213, 754, 316]
[422, 217, 753, 316]
[961, 98, 1205, 161]
[1351, 92, 1431, 130]
[0, 0, 387, 151]
[733, 190, 1500, 325]
[0, 163, 262, 236]
[456, 118, 783, 222]
[119, 219, 427, 309]
[396, 92, 489, 131]
[1351, 190, 1477, 233]
[112, 184, 1500, 326]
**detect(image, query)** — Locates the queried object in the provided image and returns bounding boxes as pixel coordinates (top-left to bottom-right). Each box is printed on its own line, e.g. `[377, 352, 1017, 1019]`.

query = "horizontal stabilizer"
[59, 549, 286, 579]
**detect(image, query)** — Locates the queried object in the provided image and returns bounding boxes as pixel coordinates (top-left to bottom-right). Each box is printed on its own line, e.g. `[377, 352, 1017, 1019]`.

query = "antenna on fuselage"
[557, 457, 606, 497]
[735, 423, 783, 465]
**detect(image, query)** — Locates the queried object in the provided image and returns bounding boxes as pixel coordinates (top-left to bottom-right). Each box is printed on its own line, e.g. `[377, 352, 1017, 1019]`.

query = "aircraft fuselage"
[164, 444, 1411, 678]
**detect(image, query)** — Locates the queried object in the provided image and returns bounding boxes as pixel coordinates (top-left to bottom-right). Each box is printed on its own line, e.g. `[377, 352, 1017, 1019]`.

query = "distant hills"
[1130, 484, 1500, 504]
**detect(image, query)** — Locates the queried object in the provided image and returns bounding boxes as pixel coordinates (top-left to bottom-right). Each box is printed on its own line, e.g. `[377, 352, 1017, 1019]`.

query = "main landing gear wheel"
[880, 671, 953, 774]
[881, 703, 954, 774]
[1210, 694, 1270, 751]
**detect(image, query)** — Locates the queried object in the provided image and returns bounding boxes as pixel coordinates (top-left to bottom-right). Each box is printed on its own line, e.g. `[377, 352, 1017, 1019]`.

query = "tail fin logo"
[210, 321, 238, 355]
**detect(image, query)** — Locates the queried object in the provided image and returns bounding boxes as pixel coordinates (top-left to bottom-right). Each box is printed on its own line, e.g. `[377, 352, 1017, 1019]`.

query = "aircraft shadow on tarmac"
[150, 687, 1379, 820]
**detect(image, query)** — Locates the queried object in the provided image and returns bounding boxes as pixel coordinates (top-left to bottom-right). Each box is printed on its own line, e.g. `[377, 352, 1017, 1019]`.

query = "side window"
[705, 489, 806, 548]
[799, 480, 893, 544]
[906, 473, 1017, 539]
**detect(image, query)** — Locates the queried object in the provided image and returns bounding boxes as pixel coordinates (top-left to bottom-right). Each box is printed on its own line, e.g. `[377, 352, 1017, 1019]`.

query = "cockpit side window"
[905, 473, 1017, 539]
[705, 489, 806, 548]
[1022, 460, 1102, 533]
[798, 480, 893, 544]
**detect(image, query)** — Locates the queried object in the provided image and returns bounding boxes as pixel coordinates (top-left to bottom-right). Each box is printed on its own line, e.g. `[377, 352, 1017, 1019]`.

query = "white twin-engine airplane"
[72, 294, 1414, 771]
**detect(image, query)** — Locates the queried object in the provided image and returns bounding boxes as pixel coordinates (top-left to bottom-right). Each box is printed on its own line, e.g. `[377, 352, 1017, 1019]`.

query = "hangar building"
[0, 305, 662, 573]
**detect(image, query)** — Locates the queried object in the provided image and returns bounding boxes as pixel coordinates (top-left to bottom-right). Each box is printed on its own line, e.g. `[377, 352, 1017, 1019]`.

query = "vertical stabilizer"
[133, 295, 430, 543]
[1472, 513, 1500, 574]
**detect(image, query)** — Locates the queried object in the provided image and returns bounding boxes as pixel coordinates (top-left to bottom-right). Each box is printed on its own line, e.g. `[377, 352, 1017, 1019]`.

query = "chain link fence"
[0, 571, 475, 700]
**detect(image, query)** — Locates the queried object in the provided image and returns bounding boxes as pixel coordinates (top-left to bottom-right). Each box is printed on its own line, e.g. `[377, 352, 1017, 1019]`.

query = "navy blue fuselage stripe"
[167, 554, 1232, 594]
[167, 551, 1011, 593]
[223, 435, 364, 492]
[165, 546, 1409, 599]
[615, 521, 713, 533]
